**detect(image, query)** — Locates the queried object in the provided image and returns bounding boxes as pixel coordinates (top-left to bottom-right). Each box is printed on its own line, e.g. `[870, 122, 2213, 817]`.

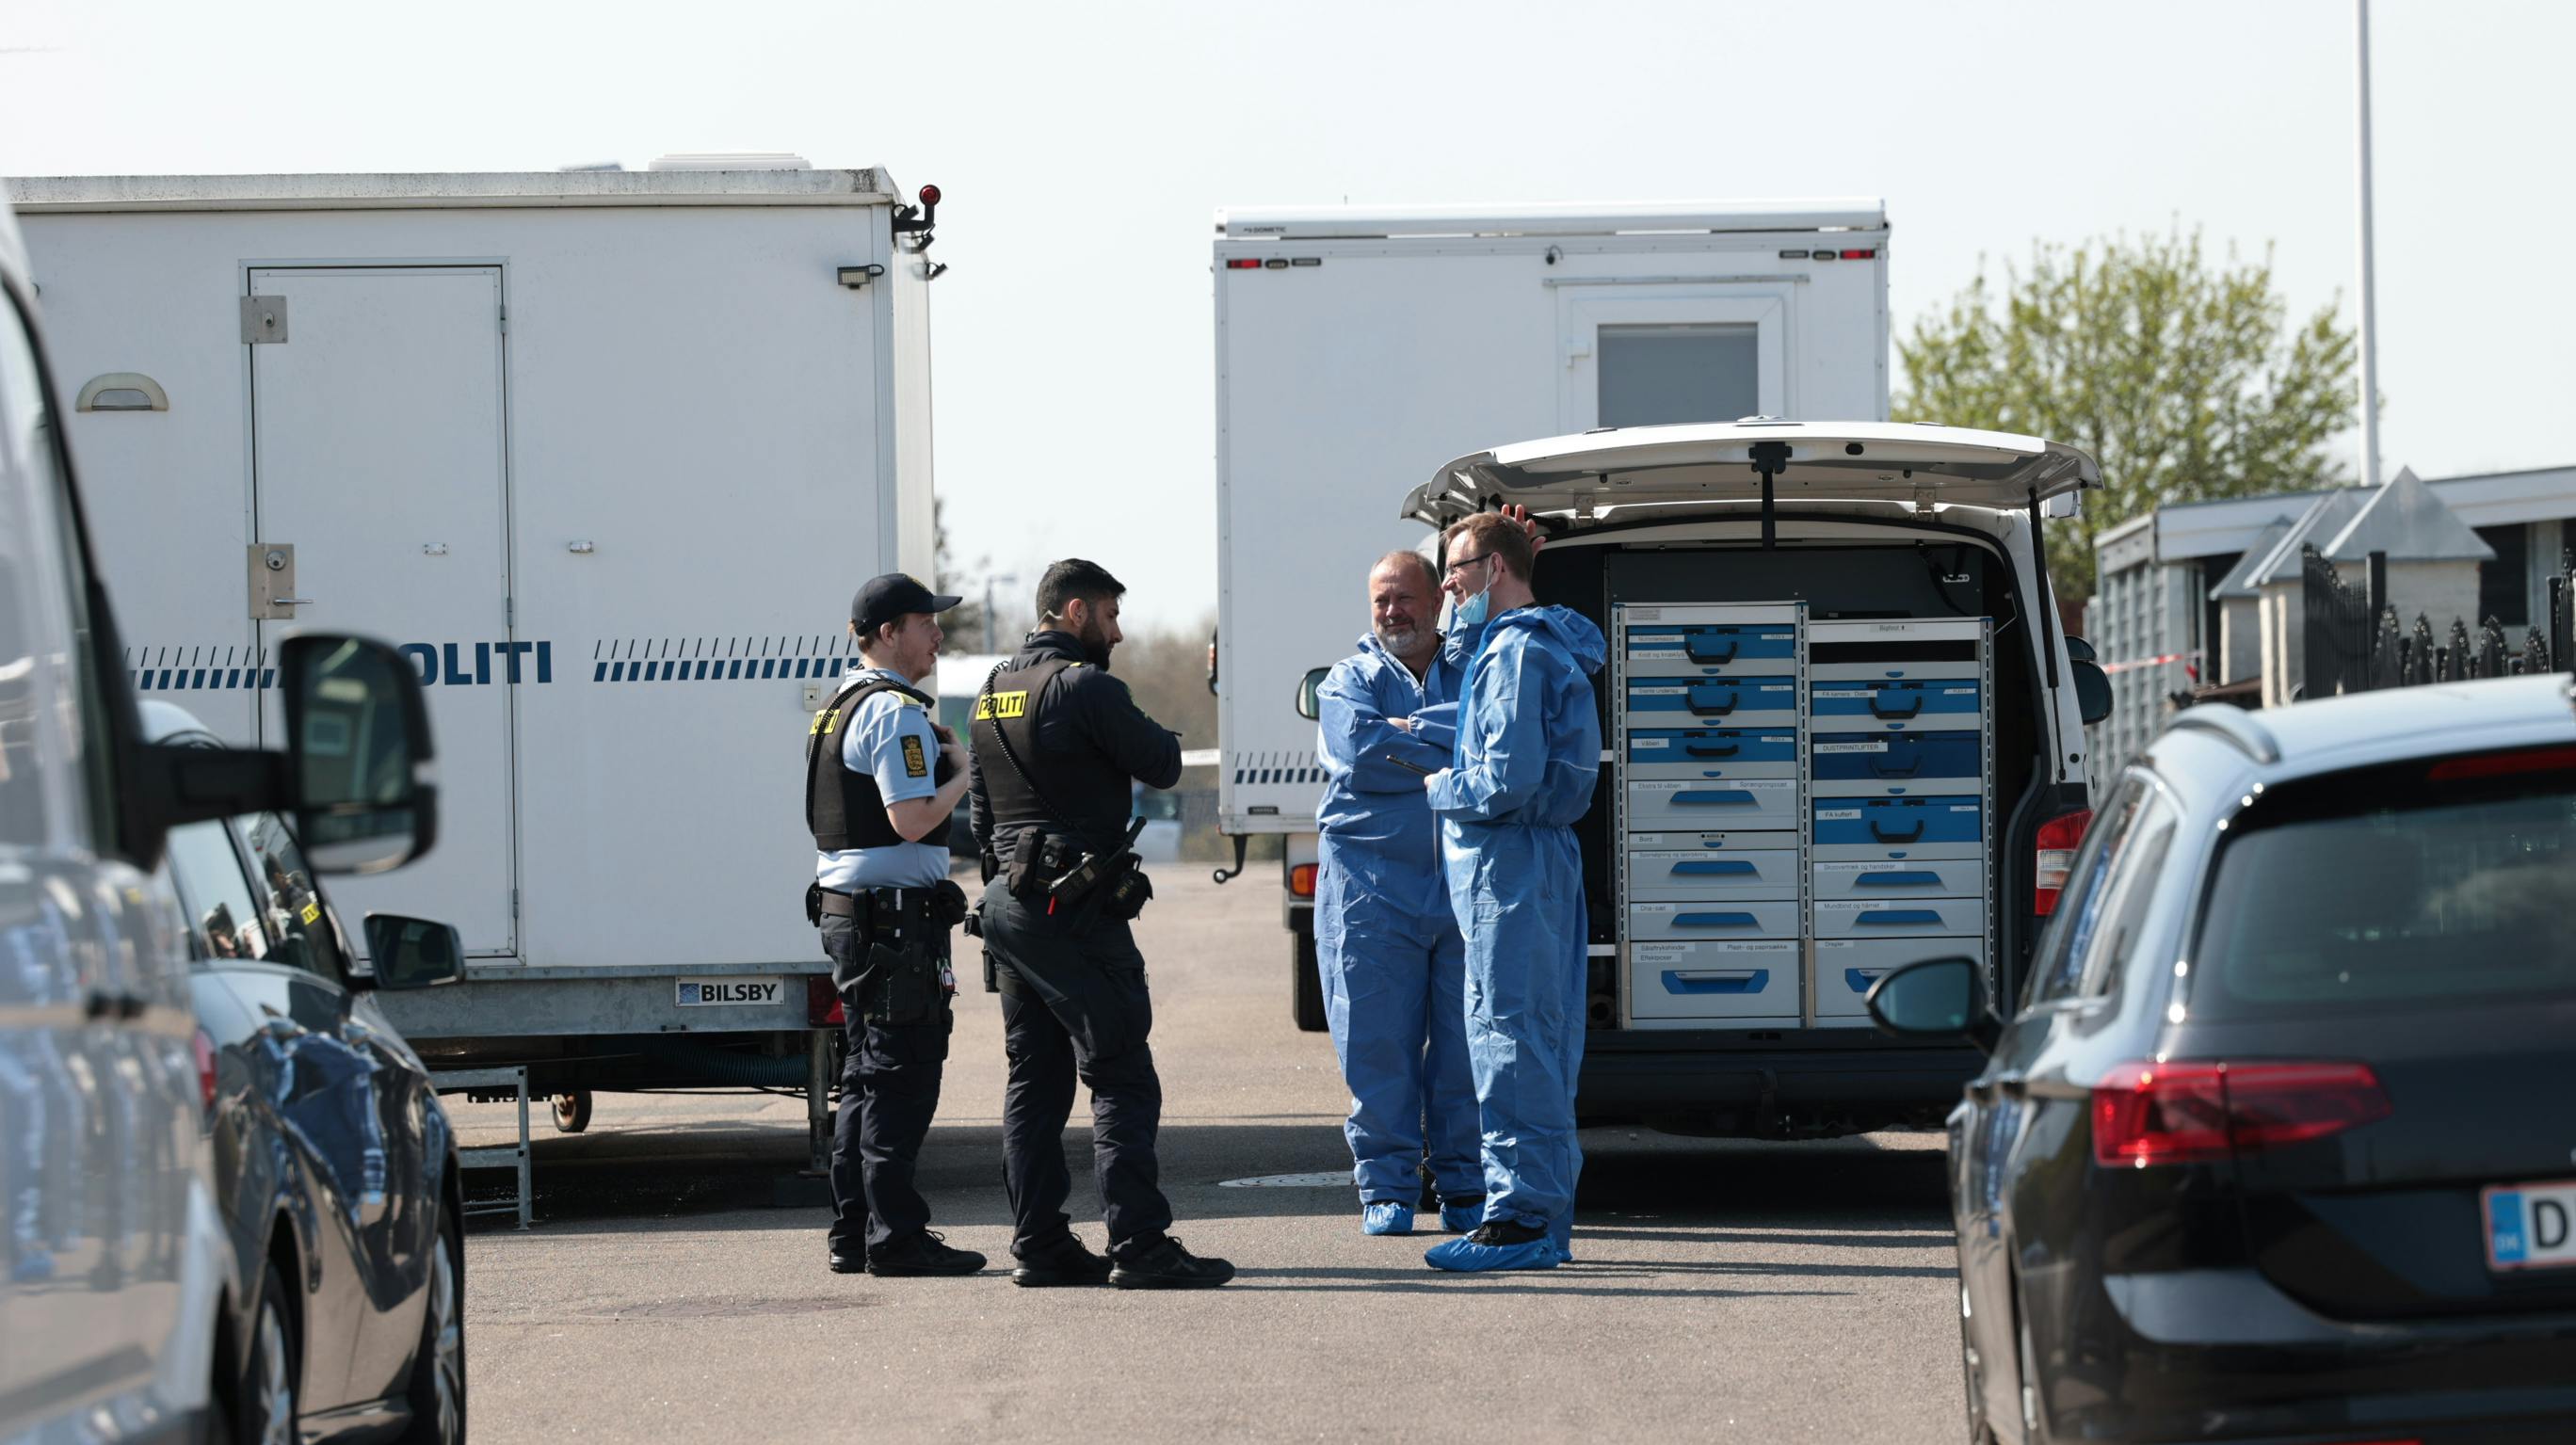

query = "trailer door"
[249, 266, 517, 957]
[1556, 286, 1791, 432]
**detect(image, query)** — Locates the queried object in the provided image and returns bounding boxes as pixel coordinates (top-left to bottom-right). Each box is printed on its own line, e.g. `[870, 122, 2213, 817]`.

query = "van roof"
[6, 169, 898, 214]
[1216, 199, 1886, 241]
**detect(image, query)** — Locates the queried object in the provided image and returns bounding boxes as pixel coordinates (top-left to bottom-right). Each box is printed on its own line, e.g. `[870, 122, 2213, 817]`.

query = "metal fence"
[2301, 543, 2572, 697]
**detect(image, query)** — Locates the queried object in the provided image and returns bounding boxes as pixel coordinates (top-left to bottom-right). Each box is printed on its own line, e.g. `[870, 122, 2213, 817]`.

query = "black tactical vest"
[970, 656, 1076, 836]
[805, 675, 953, 852]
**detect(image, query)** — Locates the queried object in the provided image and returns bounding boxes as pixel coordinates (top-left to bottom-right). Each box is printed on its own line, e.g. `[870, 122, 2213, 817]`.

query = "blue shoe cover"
[1362, 1202, 1415, 1236]
[1550, 1220, 1573, 1264]
[1439, 1201, 1482, 1234]
[1424, 1235, 1558, 1273]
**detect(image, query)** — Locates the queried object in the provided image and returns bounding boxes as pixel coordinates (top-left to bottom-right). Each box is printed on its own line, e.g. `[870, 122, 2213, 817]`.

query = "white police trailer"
[1208, 200, 1895, 1033]
[12, 162, 943, 1163]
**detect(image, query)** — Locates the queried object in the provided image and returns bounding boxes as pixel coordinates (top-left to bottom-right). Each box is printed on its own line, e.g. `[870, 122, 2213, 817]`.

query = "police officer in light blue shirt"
[805, 573, 982, 1278]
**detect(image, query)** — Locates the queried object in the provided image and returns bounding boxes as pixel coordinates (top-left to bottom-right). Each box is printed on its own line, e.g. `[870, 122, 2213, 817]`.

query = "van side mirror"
[2069, 657, 2114, 727]
[1865, 955, 2002, 1053]
[282, 634, 439, 874]
[1295, 666, 1328, 721]
[364, 914, 463, 990]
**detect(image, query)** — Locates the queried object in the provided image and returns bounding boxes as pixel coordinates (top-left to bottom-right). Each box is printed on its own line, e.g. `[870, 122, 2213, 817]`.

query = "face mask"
[1450, 558, 1496, 631]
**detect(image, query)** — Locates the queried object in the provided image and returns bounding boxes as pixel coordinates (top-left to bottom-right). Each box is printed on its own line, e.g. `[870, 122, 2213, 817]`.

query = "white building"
[2088, 462, 2573, 771]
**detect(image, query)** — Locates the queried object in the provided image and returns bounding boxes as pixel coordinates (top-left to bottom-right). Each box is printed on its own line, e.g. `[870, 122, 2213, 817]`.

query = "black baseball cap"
[851, 573, 963, 634]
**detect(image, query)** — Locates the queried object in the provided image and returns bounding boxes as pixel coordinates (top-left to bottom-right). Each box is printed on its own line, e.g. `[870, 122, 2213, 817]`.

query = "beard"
[1076, 618, 1116, 669]
[1373, 622, 1423, 656]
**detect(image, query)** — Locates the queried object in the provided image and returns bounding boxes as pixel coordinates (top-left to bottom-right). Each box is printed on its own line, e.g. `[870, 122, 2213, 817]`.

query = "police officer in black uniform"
[971, 559, 1234, 1289]
[808, 574, 984, 1277]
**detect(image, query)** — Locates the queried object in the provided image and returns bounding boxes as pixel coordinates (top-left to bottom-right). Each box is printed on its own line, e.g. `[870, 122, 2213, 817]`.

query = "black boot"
[1010, 1234, 1114, 1289]
[1107, 1235, 1235, 1291]
[866, 1230, 987, 1277]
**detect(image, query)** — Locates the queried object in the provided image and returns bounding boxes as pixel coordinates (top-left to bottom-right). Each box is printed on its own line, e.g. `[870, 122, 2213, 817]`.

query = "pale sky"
[7, 0, 2570, 631]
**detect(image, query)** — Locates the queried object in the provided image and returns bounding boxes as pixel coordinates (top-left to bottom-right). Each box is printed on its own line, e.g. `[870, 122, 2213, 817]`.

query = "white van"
[1, 194, 440, 1442]
[1345, 420, 2113, 1134]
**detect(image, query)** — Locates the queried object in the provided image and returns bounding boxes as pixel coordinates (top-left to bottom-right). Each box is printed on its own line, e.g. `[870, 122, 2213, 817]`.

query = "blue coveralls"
[1313, 632, 1481, 1207]
[1424, 606, 1605, 1240]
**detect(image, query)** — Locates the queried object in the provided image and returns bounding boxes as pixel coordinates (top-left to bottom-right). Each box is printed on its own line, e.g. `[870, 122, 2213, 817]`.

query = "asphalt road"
[449, 870, 1965, 1445]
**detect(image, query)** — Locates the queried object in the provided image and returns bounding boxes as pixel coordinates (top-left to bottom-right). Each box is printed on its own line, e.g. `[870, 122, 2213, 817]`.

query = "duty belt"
[817, 886, 939, 939]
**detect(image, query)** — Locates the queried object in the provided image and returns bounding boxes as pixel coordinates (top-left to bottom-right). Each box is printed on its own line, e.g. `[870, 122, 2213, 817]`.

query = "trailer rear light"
[2092, 1061, 2391, 1168]
[2033, 809, 2091, 914]
[806, 975, 845, 1028]
[1838, 249, 1877, 260]
[1225, 258, 1264, 270]
[193, 1027, 218, 1114]
[1289, 863, 1317, 898]
[917, 184, 941, 207]
[2425, 745, 2576, 781]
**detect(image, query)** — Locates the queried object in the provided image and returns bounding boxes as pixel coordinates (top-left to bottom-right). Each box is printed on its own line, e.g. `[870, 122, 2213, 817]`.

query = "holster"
[858, 935, 949, 1027]
[804, 880, 825, 927]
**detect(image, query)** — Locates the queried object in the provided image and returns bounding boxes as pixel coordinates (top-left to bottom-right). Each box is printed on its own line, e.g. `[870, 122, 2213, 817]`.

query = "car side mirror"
[1865, 955, 2002, 1053]
[1295, 666, 1328, 722]
[364, 914, 464, 990]
[2069, 657, 2114, 727]
[282, 634, 439, 875]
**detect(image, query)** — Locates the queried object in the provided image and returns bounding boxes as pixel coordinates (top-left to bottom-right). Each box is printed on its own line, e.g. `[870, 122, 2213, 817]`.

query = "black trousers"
[822, 914, 951, 1256]
[981, 889, 1172, 1258]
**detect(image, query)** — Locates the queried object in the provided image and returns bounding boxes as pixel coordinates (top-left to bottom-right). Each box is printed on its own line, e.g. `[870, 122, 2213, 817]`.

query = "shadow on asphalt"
[466, 1114, 1954, 1242]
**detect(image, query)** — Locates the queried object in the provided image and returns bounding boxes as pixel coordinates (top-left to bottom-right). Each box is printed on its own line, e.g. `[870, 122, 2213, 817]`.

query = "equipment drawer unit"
[1808, 680, 1981, 731]
[1628, 843, 1801, 902]
[1621, 622, 1796, 675]
[1628, 939, 1801, 1026]
[1805, 618, 1986, 683]
[1627, 728, 1797, 780]
[1623, 675, 1799, 731]
[1811, 938, 1983, 1021]
[1811, 795, 1981, 849]
[1629, 778, 1798, 833]
[1808, 731, 1980, 797]
[1811, 895, 1986, 941]
[1627, 900, 1800, 942]
[1811, 857, 1985, 901]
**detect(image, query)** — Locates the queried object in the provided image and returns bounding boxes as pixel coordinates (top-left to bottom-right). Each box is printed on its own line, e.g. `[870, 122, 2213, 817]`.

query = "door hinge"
[241, 296, 289, 345]
[498, 304, 508, 335]
[511, 890, 521, 920]
[506, 597, 515, 628]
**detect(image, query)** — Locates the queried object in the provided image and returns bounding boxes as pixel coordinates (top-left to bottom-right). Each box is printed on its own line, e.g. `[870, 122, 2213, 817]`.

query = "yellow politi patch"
[974, 690, 1029, 720]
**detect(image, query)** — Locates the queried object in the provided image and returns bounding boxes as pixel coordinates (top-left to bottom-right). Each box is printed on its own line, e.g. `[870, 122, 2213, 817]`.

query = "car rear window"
[2190, 745, 2576, 1020]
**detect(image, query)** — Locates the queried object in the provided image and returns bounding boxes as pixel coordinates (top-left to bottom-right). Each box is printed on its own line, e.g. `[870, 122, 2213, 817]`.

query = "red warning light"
[918, 184, 942, 207]
[1839, 249, 1877, 260]
[1226, 258, 1264, 269]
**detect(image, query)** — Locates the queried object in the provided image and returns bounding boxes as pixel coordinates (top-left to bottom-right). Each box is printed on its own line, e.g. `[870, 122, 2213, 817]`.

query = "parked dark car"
[1871, 677, 2576, 1445]
[149, 702, 469, 1444]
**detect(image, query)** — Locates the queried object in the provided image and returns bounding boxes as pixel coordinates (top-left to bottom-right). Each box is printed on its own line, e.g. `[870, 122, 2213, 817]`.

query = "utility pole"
[981, 571, 1018, 653]
[2355, 0, 2383, 489]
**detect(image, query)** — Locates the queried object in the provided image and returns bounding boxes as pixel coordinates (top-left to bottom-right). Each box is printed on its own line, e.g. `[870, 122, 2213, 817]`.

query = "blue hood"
[1483, 605, 1607, 677]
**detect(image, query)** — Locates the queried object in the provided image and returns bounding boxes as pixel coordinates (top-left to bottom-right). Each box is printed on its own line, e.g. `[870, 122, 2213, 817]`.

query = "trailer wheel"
[551, 1090, 593, 1134]
[1291, 912, 1328, 1034]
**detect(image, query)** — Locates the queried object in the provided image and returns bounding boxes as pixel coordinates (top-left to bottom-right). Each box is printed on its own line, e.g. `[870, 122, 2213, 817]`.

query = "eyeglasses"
[1442, 553, 1497, 583]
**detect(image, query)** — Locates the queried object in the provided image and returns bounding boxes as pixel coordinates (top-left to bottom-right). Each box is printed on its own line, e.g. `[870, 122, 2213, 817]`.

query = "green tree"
[1895, 230, 2360, 602]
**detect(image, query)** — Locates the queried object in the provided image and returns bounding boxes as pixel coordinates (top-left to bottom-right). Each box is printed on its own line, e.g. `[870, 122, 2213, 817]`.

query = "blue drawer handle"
[1868, 691, 1925, 720]
[1857, 909, 1945, 927]
[1867, 819, 1927, 843]
[1685, 687, 1740, 717]
[1852, 871, 1943, 888]
[1844, 969, 1890, 993]
[1674, 790, 1757, 807]
[1672, 912, 1759, 929]
[1670, 859, 1757, 876]
[1682, 741, 1741, 758]
[1684, 637, 1740, 664]
[1663, 969, 1766, 995]
[1868, 747, 1925, 779]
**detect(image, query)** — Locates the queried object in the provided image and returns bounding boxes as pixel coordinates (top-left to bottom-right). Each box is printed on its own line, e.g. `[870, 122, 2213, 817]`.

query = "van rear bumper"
[1577, 1034, 1981, 1117]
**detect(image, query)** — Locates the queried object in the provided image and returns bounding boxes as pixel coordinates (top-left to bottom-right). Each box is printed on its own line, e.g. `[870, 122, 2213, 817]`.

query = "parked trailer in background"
[14, 163, 943, 1164]
[1209, 200, 1893, 1032]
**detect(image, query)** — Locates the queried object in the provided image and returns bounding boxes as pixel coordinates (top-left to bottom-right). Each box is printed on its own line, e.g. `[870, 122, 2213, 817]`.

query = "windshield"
[2189, 745, 2576, 1020]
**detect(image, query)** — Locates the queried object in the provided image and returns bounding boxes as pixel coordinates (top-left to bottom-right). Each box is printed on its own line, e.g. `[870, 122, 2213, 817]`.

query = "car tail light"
[1225, 258, 1264, 270]
[806, 975, 845, 1028]
[192, 1028, 218, 1113]
[1289, 864, 1318, 898]
[2033, 809, 2091, 914]
[2093, 1060, 2391, 1168]
[2426, 745, 2576, 781]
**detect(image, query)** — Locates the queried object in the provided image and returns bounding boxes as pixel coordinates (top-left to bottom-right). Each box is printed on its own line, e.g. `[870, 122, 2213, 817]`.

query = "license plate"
[675, 977, 785, 1008]
[2483, 1179, 2576, 1272]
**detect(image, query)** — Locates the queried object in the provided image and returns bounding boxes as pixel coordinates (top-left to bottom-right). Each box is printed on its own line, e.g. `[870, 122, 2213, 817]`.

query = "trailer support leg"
[804, 1029, 833, 1178]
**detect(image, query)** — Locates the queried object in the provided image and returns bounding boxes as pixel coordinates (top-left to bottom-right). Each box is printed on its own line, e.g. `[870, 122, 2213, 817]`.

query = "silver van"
[1, 196, 438, 1440]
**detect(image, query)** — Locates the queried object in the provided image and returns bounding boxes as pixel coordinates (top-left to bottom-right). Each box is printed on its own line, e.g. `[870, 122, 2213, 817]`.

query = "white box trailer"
[1208, 200, 1893, 1027]
[13, 165, 942, 1161]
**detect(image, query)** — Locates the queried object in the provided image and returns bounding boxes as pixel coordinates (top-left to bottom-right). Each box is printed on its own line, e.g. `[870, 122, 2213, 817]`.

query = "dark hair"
[1373, 549, 1440, 592]
[1444, 513, 1535, 582]
[1037, 558, 1125, 620]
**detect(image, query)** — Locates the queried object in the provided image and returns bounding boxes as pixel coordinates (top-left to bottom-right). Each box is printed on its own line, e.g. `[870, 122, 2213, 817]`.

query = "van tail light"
[2092, 1061, 2391, 1168]
[2033, 809, 2091, 914]
[1289, 864, 1318, 898]
[806, 975, 845, 1028]
[192, 1028, 218, 1114]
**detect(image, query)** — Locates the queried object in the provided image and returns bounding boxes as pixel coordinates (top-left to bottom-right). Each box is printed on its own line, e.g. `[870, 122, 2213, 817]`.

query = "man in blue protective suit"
[1417, 510, 1604, 1273]
[1312, 551, 1485, 1237]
